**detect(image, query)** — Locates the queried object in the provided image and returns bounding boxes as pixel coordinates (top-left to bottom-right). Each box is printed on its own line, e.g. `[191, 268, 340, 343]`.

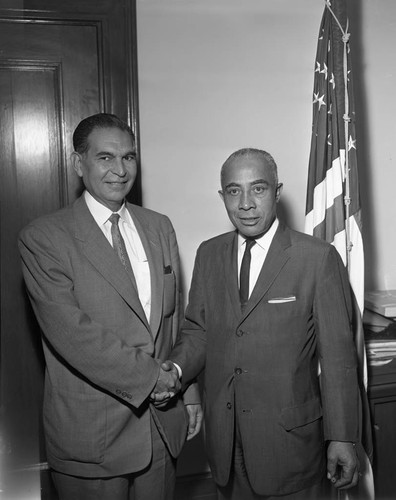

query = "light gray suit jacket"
[19, 195, 196, 478]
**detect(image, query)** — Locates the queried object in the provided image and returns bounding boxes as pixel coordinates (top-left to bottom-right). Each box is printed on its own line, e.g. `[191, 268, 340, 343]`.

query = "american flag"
[305, 0, 363, 306]
[305, 1, 374, 498]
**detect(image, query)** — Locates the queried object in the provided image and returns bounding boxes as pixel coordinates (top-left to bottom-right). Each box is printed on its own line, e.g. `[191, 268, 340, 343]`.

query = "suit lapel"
[72, 197, 150, 331]
[241, 224, 292, 320]
[128, 205, 164, 339]
[223, 232, 241, 322]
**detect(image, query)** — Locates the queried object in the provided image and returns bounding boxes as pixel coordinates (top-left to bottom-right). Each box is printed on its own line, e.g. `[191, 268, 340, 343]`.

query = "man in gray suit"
[18, 113, 202, 500]
[158, 148, 360, 499]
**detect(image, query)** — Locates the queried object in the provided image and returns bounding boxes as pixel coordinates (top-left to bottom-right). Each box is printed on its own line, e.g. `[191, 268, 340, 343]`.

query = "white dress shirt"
[84, 191, 151, 322]
[237, 218, 279, 299]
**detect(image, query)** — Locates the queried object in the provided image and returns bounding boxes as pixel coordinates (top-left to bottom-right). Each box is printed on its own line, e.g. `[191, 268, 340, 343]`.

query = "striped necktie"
[108, 213, 134, 275]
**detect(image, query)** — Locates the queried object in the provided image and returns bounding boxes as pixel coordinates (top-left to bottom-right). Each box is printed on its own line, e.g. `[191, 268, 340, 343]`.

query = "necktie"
[239, 238, 256, 309]
[109, 213, 134, 275]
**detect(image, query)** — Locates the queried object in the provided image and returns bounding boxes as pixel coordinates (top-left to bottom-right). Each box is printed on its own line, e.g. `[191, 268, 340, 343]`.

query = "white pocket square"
[268, 296, 296, 304]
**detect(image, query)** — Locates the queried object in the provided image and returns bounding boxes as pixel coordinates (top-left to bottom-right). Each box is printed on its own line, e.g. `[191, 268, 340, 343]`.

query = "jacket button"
[227, 402, 232, 409]
[235, 368, 242, 375]
[236, 329, 244, 337]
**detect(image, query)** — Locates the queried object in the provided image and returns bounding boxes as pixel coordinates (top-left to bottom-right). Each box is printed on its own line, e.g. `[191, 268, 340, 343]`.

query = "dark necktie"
[239, 238, 256, 309]
[109, 213, 134, 275]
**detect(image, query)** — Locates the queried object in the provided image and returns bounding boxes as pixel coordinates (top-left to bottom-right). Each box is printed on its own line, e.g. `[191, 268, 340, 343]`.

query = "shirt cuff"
[173, 362, 182, 379]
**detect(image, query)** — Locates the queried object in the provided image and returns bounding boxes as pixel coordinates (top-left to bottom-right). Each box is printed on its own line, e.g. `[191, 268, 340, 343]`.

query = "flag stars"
[348, 136, 356, 151]
[315, 61, 321, 73]
[320, 63, 328, 79]
[313, 92, 326, 111]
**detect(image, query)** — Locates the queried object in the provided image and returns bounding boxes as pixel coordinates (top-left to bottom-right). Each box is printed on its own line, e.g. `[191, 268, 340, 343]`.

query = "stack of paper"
[365, 289, 396, 318]
[363, 309, 396, 366]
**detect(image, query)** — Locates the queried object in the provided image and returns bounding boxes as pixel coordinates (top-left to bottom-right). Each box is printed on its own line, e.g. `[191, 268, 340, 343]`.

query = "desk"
[368, 359, 396, 499]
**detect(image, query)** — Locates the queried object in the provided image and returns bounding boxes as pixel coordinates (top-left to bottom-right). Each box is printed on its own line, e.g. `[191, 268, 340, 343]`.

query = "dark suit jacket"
[171, 223, 360, 496]
[19, 195, 197, 478]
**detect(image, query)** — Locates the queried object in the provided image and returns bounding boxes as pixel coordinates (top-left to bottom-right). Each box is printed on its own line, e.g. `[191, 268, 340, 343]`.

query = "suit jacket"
[171, 223, 360, 496]
[18, 195, 197, 478]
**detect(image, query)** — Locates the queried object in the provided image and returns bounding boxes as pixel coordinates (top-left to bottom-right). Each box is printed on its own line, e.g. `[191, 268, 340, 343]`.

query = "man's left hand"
[185, 404, 203, 441]
[327, 441, 359, 489]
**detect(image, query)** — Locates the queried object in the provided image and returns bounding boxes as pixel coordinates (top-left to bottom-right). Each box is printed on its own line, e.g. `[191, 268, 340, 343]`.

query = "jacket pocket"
[279, 397, 322, 431]
[163, 272, 176, 317]
[44, 385, 106, 464]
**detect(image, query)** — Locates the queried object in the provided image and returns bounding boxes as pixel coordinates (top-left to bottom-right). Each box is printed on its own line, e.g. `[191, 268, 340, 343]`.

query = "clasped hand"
[150, 360, 181, 407]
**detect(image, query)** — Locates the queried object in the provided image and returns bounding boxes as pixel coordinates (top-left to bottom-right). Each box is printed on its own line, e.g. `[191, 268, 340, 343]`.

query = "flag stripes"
[305, 156, 345, 236]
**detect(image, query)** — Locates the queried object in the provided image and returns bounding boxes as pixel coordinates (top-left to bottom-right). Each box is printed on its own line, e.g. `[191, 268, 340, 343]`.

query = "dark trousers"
[217, 417, 332, 500]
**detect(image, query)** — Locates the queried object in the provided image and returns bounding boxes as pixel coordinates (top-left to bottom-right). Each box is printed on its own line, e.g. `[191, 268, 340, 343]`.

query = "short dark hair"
[221, 148, 278, 187]
[72, 113, 135, 154]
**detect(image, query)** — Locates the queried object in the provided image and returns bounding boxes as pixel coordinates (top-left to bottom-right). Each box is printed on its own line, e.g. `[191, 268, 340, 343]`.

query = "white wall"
[137, 0, 396, 294]
[354, 0, 396, 290]
[136, 0, 323, 295]
[136, 0, 396, 474]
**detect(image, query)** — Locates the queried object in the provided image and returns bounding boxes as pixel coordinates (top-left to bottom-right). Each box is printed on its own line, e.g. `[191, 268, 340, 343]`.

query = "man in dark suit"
[166, 148, 360, 499]
[18, 113, 202, 500]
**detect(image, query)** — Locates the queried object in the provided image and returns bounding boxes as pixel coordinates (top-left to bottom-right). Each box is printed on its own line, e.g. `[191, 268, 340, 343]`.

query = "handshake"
[150, 360, 181, 407]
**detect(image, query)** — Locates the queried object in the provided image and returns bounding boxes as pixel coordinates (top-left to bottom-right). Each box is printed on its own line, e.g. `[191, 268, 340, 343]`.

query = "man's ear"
[218, 190, 224, 202]
[71, 151, 83, 178]
[275, 183, 283, 202]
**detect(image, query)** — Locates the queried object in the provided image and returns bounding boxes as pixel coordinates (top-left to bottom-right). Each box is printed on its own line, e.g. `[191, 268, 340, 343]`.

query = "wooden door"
[0, 1, 139, 497]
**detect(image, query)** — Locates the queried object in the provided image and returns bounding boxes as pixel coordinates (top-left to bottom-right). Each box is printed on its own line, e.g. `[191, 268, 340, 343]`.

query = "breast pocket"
[163, 272, 176, 317]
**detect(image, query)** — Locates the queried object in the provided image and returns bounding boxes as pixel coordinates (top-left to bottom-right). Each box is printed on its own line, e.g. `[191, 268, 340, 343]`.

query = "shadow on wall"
[348, 0, 376, 289]
[277, 198, 294, 229]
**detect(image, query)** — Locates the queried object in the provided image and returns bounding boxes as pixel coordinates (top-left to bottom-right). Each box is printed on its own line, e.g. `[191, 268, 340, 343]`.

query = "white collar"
[238, 218, 279, 250]
[84, 190, 130, 227]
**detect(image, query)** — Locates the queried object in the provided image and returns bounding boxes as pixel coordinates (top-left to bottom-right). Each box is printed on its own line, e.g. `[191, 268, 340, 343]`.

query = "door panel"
[1, 20, 103, 203]
[0, 1, 139, 497]
[2, 63, 65, 211]
[0, 62, 65, 469]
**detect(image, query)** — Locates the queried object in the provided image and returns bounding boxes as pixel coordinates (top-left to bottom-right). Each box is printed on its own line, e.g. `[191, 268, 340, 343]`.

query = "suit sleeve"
[171, 245, 207, 391]
[168, 220, 182, 346]
[18, 223, 160, 409]
[314, 245, 360, 443]
[165, 220, 202, 405]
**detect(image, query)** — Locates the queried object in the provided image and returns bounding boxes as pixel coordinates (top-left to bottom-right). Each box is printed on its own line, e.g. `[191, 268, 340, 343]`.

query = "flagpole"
[342, 25, 352, 272]
[324, 0, 352, 272]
